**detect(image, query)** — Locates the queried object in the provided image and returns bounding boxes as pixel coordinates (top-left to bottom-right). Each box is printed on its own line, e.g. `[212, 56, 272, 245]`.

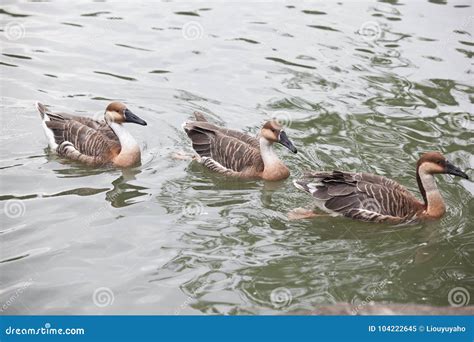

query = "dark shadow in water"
[155, 158, 293, 223]
[42, 149, 149, 207]
[107, 168, 148, 208]
[80, 11, 111, 17]
[0, 9, 30, 17]
[46, 187, 108, 198]
[50, 161, 116, 178]
[0, 253, 29, 263]
[185, 162, 262, 191]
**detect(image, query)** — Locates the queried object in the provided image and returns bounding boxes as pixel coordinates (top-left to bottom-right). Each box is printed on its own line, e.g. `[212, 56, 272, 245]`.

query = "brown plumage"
[183, 112, 297, 181]
[293, 152, 469, 223]
[36, 101, 147, 167]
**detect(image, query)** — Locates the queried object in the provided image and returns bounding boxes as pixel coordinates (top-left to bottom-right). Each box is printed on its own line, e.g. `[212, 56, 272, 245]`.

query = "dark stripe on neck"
[416, 164, 428, 208]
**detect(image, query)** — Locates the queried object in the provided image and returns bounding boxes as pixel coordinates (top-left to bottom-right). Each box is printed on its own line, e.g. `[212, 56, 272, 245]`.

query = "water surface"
[0, 0, 473, 314]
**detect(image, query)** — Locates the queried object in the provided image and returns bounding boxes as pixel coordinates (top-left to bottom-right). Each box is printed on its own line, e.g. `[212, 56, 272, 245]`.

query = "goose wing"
[37, 103, 119, 143]
[294, 171, 423, 222]
[45, 113, 121, 160]
[184, 121, 263, 173]
[67, 115, 118, 142]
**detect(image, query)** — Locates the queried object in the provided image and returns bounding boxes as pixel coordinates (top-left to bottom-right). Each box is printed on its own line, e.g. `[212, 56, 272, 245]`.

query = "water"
[0, 1, 473, 315]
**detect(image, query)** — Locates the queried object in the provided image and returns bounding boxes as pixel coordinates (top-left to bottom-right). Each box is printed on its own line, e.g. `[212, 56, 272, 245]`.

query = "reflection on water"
[0, 0, 472, 314]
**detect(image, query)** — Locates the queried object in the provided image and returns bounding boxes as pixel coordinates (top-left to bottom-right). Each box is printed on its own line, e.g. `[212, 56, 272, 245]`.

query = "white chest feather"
[418, 165, 438, 194]
[109, 122, 139, 153]
[259, 137, 281, 167]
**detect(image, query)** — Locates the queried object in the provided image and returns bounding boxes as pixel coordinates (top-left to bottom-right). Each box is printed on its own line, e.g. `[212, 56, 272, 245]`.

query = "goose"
[292, 152, 469, 223]
[36, 101, 147, 167]
[183, 112, 297, 181]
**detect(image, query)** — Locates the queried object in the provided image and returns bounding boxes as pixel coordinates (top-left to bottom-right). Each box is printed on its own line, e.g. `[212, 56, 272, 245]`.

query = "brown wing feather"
[211, 132, 263, 172]
[295, 171, 424, 222]
[46, 118, 120, 160]
[217, 128, 260, 149]
[46, 111, 119, 144]
[184, 121, 263, 173]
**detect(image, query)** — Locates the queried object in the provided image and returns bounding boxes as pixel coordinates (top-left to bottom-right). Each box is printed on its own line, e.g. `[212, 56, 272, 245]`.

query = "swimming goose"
[183, 112, 297, 181]
[292, 152, 469, 223]
[36, 101, 147, 167]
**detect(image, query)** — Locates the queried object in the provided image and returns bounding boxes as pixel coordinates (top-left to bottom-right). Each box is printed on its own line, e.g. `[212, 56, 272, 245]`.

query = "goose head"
[104, 102, 147, 126]
[260, 120, 297, 153]
[417, 152, 469, 179]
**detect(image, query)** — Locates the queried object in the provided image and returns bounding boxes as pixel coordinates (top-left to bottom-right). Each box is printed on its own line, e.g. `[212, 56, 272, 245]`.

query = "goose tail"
[193, 111, 208, 122]
[293, 179, 310, 193]
[181, 111, 208, 130]
[35, 102, 58, 149]
[35, 102, 49, 120]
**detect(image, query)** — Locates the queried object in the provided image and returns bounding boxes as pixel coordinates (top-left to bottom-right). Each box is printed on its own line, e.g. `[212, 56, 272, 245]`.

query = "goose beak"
[278, 131, 297, 153]
[124, 108, 147, 126]
[446, 161, 469, 179]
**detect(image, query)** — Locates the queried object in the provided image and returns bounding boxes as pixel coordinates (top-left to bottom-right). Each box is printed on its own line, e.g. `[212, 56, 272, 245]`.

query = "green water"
[0, 1, 472, 314]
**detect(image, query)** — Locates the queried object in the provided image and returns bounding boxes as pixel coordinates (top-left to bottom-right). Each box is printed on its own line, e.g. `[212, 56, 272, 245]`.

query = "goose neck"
[416, 164, 446, 218]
